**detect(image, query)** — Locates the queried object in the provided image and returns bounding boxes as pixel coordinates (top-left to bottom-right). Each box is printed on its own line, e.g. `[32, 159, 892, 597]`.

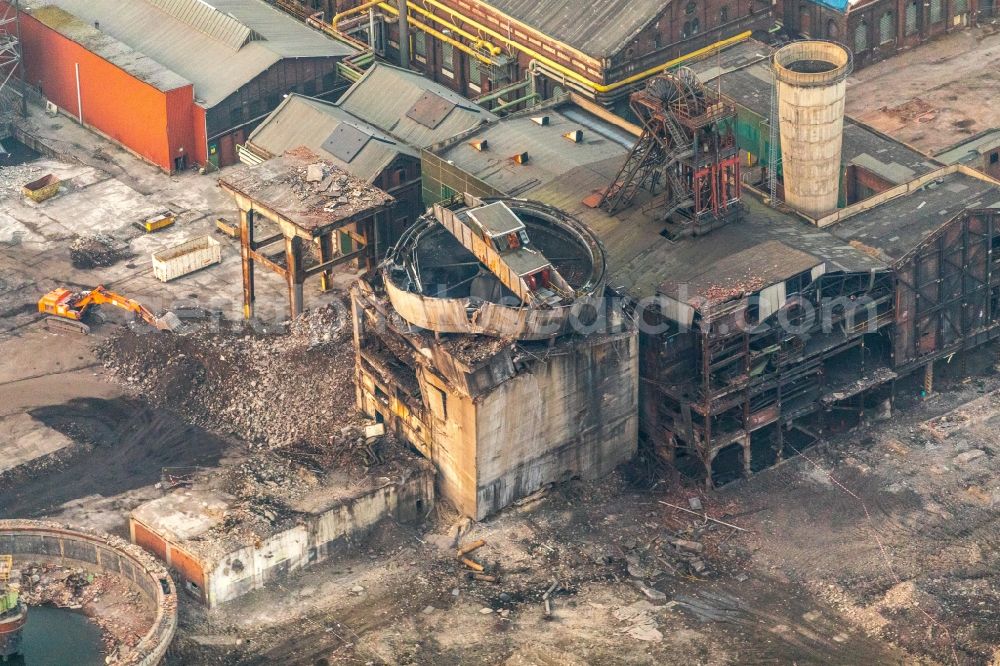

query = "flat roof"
[247, 94, 418, 184]
[659, 240, 822, 305]
[535, 159, 884, 300]
[219, 148, 394, 235]
[846, 29, 1000, 155]
[433, 104, 634, 198]
[25, 0, 356, 107]
[131, 489, 233, 544]
[828, 169, 1000, 260]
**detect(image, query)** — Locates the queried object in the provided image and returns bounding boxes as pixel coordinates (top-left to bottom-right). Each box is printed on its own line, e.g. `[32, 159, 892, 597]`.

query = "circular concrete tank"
[772, 41, 853, 219]
[0, 520, 177, 665]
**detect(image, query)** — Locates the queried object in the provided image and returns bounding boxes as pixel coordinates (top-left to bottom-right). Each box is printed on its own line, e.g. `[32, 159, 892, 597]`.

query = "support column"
[742, 434, 752, 479]
[285, 235, 305, 318]
[396, 0, 409, 67]
[239, 208, 255, 320]
[923, 361, 934, 396]
[319, 232, 336, 292]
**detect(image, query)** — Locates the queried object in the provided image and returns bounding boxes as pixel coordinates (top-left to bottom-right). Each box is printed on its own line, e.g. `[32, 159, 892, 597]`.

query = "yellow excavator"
[37, 285, 176, 334]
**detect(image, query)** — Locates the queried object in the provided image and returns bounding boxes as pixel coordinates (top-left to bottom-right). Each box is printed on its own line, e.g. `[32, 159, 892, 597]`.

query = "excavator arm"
[39, 285, 174, 334]
[84, 286, 160, 326]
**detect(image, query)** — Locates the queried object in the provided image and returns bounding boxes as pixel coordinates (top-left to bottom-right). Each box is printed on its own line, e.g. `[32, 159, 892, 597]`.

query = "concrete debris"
[0, 163, 42, 198]
[635, 582, 667, 603]
[613, 601, 664, 642]
[69, 234, 131, 269]
[671, 539, 704, 554]
[98, 299, 359, 450]
[954, 449, 986, 464]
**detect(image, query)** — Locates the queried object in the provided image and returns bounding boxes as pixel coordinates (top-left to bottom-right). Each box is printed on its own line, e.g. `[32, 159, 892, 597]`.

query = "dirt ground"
[846, 25, 1000, 155]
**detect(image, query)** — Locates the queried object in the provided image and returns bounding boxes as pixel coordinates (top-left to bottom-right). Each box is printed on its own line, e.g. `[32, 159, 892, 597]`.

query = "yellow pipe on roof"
[401, 1, 502, 56]
[378, 3, 494, 65]
[416, 0, 751, 94]
[332, 0, 384, 33]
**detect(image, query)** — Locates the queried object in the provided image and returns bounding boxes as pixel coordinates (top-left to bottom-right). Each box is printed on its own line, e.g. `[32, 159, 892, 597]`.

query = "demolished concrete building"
[352, 197, 638, 519]
[130, 457, 434, 607]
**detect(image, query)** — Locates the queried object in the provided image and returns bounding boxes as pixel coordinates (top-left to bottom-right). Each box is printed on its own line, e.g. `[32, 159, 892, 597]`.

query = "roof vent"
[531, 116, 550, 126]
[470, 139, 488, 151]
[511, 152, 529, 164]
[563, 129, 583, 144]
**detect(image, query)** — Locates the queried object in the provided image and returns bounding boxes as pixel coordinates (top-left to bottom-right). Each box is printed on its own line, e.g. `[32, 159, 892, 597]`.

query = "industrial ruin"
[1, 0, 999, 662]
[353, 196, 638, 518]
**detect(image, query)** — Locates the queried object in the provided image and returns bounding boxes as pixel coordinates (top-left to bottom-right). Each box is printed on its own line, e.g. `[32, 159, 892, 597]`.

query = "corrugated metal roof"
[433, 105, 632, 197]
[146, 0, 260, 49]
[246, 94, 417, 183]
[830, 170, 1000, 260]
[25, 6, 191, 93]
[338, 63, 496, 148]
[24, 0, 356, 107]
[936, 130, 1000, 165]
[476, 0, 668, 57]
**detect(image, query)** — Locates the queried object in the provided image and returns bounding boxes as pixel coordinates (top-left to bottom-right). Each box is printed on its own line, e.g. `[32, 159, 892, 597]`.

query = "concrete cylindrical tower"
[773, 41, 852, 219]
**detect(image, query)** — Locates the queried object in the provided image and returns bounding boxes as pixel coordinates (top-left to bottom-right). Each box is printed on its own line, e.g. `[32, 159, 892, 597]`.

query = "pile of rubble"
[0, 163, 42, 198]
[70, 233, 131, 269]
[98, 299, 360, 449]
[18, 563, 152, 662]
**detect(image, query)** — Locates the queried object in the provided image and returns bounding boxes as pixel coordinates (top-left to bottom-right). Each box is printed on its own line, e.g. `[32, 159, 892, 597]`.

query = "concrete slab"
[41, 177, 159, 236]
[0, 412, 75, 473]
[846, 27, 1000, 155]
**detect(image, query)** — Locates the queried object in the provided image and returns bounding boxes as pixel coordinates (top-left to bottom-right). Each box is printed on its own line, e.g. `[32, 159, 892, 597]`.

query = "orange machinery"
[38, 285, 167, 334]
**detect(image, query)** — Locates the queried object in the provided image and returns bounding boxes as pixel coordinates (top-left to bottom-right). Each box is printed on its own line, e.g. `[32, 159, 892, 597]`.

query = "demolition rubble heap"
[99, 301, 359, 449]
[354, 196, 639, 519]
[70, 234, 131, 269]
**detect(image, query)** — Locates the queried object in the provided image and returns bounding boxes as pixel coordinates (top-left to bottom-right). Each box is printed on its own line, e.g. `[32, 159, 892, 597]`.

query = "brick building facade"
[781, 0, 981, 68]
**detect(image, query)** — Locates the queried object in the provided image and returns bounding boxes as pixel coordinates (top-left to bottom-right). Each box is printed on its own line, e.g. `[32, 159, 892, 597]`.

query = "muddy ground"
[0, 397, 228, 519]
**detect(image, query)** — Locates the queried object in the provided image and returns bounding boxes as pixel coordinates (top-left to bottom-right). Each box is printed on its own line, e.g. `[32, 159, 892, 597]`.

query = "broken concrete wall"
[187, 470, 431, 607]
[418, 367, 480, 517]
[474, 332, 639, 518]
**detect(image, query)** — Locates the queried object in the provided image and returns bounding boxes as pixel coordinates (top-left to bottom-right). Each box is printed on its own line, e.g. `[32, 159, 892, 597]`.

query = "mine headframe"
[599, 67, 742, 234]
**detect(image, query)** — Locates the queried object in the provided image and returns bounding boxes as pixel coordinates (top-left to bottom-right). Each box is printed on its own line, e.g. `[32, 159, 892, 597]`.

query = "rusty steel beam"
[239, 209, 255, 320]
[248, 249, 289, 278]
[286, 235, 305, 318]
[318, 232, 336, 292]
[251, 232, 284, 250]
[304, 247, 367, 278]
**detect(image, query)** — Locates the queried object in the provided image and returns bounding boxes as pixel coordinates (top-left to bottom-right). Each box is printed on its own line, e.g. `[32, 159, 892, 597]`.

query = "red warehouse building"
[7, 0, 356, 173]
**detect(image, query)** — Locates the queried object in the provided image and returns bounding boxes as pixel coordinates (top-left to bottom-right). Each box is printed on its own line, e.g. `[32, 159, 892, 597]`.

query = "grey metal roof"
[658, 240, 823, 305]
[828, 170, 1000, 260]
[479, 0, 669, 57]
[337, 63, 496, 148]
[433, 105, 633, 198]
[24, 6, 191, 93]
[24, 0, 356, 107]
[247, 94, 417, 183]
[936, 130, 1000, 166]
